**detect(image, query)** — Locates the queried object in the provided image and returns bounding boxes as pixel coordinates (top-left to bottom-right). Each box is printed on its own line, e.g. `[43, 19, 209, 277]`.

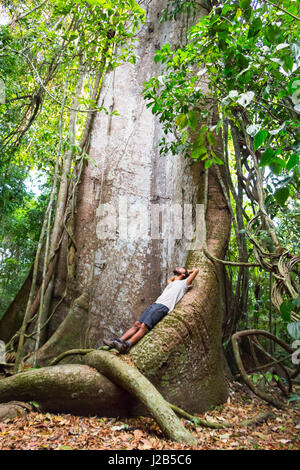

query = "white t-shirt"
[155, 279, 189, 312]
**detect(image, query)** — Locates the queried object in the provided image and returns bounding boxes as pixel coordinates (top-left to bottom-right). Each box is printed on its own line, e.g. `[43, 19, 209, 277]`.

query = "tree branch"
[264, 0, 300, 22]
[7, 0, 48, 27]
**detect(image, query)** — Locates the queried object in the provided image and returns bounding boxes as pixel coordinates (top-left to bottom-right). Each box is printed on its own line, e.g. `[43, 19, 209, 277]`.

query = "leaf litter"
[0, 380, 299, 450]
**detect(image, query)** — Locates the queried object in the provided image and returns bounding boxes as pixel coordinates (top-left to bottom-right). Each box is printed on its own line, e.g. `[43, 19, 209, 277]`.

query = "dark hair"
[173, 269, 189, 279]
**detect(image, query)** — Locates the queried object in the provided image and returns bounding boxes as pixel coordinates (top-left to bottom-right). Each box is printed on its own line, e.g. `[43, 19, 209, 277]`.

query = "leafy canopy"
[143, 0, 300, 196]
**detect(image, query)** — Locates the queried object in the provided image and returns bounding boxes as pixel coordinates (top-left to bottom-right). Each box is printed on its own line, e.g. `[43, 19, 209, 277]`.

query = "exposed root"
[169, 402, 274, 429]
[0, 401, 32, 422]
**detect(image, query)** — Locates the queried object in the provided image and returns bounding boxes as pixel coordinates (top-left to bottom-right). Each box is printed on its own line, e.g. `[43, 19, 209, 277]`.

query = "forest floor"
[0, 380, 299, 450]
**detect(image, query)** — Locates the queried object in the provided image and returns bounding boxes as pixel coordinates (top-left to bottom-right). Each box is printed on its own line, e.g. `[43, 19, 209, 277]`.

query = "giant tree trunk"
[131, 166, 231, 412]
[0, 0, 230, 414]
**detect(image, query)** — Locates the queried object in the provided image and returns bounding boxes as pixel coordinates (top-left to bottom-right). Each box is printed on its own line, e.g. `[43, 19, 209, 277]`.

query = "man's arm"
[167, 276, 176, 284]
[186, 268, 199, 286]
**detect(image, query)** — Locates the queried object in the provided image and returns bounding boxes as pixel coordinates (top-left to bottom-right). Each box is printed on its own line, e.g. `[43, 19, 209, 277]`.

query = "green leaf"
[280, 300, 293, 322]
[252, 373, 259, 384]
[216, 119, 223, 134]
[176, 113, 188, 130]
[194, 132, 205, 147]
[236, 7, 242, 19]
[191, 144, 207, 159]
[154, 52, 162, 63]
[287, 321, 300, 340]
[265, 24, 281, 43]
[254, 130, 268, 150]
[274, 186, 289, 206]
[182, 130, 188, 144]
[206, 131, 217, 146]
[211, 151, 224, 165]
[288, 78, 300, 96]
[204, 159, 213, 169]
[259, 148, 275, 167]
[187, 110, 197, 131]
[248, 18, 262, 38]
[265, 371, 273, 383]
[193, 417, 200, 426]
[29, 401, 40, 409]
[221, 4, 231, 15]
[287, 154, 299, 171]
[239, 0, 251, 20]
[283, 54, 294, 73]
[239, 0, 250, 9]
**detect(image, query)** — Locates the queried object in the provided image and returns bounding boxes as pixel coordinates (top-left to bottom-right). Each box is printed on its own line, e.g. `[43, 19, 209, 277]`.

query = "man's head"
[173, 267, 189, 279]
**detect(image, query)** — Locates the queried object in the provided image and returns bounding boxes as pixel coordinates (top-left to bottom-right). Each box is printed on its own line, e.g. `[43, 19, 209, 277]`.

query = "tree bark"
[126, 162, 231, 413]
[0, 364, 135, 417]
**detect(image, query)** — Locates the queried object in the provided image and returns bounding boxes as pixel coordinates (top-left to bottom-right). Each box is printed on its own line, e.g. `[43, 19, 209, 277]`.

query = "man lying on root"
[103, 267, 199, 354]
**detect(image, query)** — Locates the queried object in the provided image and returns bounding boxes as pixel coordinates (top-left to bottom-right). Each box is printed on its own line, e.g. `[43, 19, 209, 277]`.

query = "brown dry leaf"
[139, 438, 153, 449]
[53, 416, 66, 422]
[119, 433, 132, 442]
[253, 432, 270, 440]
[133, 429, 144, 440]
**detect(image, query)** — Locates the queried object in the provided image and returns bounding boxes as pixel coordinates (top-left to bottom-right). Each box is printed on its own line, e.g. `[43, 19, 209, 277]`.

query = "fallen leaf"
[133, 429, 144, 440]
[219, 433, 230, 440]
[140, 439, 153, 449]
[253, 432, 269, 440]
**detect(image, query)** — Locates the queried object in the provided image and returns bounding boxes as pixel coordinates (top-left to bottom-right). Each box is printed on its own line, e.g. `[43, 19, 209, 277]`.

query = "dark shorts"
[138, 303, 169, 330]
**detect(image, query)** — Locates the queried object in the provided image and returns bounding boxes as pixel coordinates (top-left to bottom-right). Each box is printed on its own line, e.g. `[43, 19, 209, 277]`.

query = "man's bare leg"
[120, 321, 141, 342]
[110, 323, 148, 353]
[125, 323, 148, 345]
